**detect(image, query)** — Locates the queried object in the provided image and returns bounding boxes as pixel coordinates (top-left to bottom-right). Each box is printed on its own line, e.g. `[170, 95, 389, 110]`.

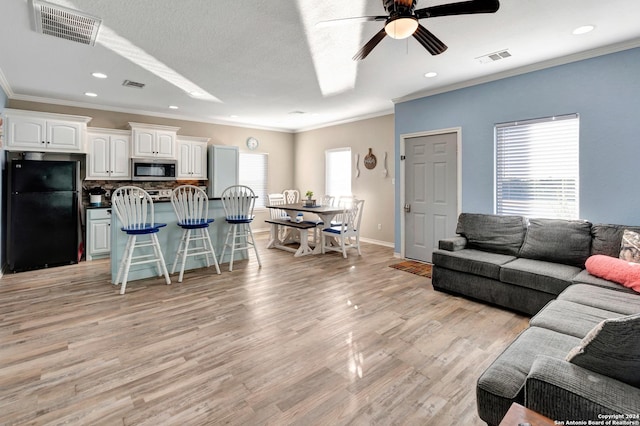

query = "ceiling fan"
[320, 0, 500, 60]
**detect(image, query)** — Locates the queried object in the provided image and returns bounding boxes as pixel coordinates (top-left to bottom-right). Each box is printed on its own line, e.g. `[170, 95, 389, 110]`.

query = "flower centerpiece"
[304, 190, 316, 206]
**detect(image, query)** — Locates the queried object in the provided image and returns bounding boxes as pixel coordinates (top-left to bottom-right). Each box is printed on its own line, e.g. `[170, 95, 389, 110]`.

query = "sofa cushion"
[432, 249, 516, 280]
[518, 218, 592, 267]
[591, 223, 640, 258]
[455, 213, 526, 256]
[558, 284, 640, 315]
[499, 258, 581, 295]
[571, 269, 638, 293]
[585, 255, 640, 293]
[530, 300, 624, 338]
[566, 313, 640, 387]
[477, 326, 580, 426]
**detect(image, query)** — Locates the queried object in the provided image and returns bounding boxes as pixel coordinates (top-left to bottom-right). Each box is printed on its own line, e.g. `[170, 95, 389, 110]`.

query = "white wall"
[294, 114, 395, 245]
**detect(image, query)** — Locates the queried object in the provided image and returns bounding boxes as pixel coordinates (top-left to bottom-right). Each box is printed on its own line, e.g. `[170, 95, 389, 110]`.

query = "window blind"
[239, 152, 268, 209]
[495, 114, 579, 219]
[325, 148, 352, 197]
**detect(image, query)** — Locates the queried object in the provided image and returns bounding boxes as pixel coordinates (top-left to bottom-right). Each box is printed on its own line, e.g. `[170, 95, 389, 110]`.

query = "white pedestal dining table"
[265, 202, 345, 255]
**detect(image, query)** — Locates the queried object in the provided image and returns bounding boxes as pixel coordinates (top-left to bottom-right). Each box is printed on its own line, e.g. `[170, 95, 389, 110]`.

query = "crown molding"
[0, 67, 14, 99]
[394, 39, 640, 105]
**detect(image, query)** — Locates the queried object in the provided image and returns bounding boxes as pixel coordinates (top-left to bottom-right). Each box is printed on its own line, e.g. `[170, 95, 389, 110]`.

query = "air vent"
[122, 80, 146, 89]
[476, 49, 512, 64]
[32, 0, 101, 46]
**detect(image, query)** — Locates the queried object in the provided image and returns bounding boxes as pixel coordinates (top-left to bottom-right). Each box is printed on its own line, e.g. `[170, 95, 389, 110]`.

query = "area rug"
[389, 260, 432, 278]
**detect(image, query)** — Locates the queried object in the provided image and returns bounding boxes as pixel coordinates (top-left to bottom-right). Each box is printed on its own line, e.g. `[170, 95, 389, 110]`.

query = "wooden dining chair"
[111, 186, 171, 294]
[220, 185, 262, 271]
[322, 199, 365, 258]
[170, 185, 221, 282]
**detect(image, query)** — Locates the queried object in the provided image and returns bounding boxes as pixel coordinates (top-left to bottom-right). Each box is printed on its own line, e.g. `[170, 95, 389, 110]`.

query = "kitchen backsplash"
[82, 180, 206, 204]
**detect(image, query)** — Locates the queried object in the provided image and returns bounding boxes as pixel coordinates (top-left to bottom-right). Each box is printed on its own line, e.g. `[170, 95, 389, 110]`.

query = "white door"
[404, 132, 458, 262]
[88, 134, 110, 178]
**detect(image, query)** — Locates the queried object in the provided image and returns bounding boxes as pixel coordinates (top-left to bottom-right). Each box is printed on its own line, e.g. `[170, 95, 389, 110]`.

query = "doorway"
[401, 129, 460, 263]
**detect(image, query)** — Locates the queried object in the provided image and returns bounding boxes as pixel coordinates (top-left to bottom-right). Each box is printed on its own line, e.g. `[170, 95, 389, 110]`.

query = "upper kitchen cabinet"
[3, 109, 91, 153]
[177, 136, 209, 180]
[129, 122, 179, 159]
[86, 128, 131, 180]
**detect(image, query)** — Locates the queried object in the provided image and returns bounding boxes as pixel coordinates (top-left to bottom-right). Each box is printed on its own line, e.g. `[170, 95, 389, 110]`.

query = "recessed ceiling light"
[169, 105, 179, 109]
[424, 72, 438, 78]
[91, 72, 107, 79]
[84, 92, 98, 97]
[572, 25, 595, 35]
[189, 91, 204, 97]
[230, 115, 239, 118]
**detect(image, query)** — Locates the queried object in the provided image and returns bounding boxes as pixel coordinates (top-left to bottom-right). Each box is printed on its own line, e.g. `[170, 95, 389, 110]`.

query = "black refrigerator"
[7, 160, 79, 272]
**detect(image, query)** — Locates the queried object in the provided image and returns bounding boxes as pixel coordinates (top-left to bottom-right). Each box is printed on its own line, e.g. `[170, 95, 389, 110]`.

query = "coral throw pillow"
[585, 255, 640, 293]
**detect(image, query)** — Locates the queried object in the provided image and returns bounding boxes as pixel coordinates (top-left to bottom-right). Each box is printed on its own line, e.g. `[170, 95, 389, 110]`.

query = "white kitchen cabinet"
[3, 109, 91, 153]
[86, 208, 111, 260]
[207, 145, 239, 198]
[86, 129, 131, 180]
[129, 122, 179, 159]
[177, 136, 209, 179]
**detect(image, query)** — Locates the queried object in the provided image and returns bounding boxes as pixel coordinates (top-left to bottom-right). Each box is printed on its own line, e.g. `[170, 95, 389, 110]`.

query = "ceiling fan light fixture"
[384, 16, 418, 39]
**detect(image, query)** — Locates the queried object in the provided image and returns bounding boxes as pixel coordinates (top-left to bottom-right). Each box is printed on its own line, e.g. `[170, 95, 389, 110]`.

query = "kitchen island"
[110, 198, 245, 284]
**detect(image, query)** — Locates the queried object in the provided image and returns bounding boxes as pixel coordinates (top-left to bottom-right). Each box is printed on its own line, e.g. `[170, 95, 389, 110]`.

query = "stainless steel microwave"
[131, 158, 177, 181]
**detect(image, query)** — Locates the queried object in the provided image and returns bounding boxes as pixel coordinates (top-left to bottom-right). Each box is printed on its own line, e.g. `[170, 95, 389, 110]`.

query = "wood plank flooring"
[0, 233, 528, 425]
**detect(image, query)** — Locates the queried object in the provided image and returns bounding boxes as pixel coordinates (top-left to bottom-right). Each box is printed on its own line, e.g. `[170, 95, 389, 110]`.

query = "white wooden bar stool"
[220, 185, 262, 272]
[111, 186, 171, 294]
[170, 185, 221, 282]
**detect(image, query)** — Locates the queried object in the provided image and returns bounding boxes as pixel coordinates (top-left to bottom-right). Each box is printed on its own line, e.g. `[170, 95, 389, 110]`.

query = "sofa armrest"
[438, 236, 468, 251]
[525, 356, 640, 421]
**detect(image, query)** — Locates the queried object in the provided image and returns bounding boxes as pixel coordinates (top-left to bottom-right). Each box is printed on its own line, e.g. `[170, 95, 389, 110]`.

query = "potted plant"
[304, 190, 315, 206]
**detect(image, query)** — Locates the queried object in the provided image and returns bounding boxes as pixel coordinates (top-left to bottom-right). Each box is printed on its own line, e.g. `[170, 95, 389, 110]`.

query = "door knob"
[404, 203, 411, 213]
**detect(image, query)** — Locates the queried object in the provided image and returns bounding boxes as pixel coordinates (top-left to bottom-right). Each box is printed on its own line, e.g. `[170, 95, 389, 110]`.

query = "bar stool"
[111, 186, 171, 294]
[220, 185, 262, 271]
[170, 185, 221, 282]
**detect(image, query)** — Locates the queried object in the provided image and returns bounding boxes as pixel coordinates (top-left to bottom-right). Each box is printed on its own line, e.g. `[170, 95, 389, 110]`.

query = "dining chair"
[267, 193, 293, 242]
[283, 188, 304, 221]
[220, 185, 262, 271]
[111, 186, 171, 294]
[170, 185, 221, 283]
[322, 198, 365, 258]
[282, 189, 300, 204]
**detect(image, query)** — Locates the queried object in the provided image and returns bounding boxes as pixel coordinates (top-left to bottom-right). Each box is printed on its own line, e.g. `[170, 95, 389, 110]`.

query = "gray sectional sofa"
[431, 213, 640, 425]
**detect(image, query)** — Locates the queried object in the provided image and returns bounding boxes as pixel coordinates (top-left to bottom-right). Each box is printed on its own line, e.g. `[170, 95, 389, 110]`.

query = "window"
[495, 114, 579, 219]
[239, 152, 268, 209]
[325, 147, 352, 197]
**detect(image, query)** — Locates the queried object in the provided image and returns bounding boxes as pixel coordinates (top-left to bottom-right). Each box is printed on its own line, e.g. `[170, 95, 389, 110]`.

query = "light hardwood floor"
[0, 233, 528, 425]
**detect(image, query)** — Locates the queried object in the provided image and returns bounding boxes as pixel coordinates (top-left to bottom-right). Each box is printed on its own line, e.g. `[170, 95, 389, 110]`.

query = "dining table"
[265, 202, 346, 255]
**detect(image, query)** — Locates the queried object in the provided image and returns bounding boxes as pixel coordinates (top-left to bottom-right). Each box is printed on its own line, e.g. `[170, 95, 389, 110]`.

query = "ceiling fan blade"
[352, 28, 387, 61]
[415, 0, 499, 19]
[412, 24, 448, 55]
[316, 16, 387, 28]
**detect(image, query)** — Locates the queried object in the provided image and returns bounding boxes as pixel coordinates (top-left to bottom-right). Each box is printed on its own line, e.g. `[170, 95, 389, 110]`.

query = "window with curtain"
[495, 114, 579, 220]
[239, 152, 268, 209]
[325, 147, 352, 197]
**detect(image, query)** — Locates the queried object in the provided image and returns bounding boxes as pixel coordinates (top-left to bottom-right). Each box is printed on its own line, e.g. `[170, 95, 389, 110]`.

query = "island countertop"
[110, 198, 244, 283]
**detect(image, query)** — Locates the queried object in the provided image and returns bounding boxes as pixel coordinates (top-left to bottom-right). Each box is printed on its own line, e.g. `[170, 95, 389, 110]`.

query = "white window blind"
[325, 148, 352, 197]
[495, 114, 579, 220]
[239, 152, 268, 209]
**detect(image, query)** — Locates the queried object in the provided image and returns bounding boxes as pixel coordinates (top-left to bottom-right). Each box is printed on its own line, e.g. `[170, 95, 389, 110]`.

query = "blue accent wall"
[394, 47, 640, 249]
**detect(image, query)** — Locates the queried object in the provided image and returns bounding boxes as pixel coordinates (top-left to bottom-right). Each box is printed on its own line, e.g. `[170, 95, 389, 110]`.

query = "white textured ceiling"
[1, 0, 640, 132]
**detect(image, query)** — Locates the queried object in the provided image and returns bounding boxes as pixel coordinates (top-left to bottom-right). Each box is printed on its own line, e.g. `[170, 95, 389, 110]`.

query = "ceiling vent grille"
[476, 49, 512, 64]
[122, 80, 146, 89]
[32, 0, 101, 46]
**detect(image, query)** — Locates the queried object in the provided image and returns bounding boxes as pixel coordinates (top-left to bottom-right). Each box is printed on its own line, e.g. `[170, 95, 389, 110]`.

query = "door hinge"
[400, 155, 406, 160]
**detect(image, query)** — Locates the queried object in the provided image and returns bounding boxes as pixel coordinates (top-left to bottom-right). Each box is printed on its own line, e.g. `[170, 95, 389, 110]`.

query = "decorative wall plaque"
[364, 148, 377, 170]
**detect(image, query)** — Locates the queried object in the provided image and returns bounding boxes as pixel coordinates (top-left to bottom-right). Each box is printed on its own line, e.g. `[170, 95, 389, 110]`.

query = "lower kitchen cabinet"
[86, 208, 111, 260]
